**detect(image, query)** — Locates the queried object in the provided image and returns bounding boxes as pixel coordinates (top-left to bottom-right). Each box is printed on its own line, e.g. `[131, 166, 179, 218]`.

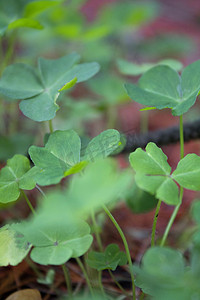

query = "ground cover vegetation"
[1, 0, 200, 299]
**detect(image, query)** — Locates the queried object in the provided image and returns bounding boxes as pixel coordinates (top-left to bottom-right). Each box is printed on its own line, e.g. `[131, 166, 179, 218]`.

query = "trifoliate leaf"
[13, 217, 93, 266]
[125, 60, 200, 116]
[129, 143, 179, 205]
[0, 53, 100, 121]
[29, 129, 121, 186]
[87, 244, 127, 271]
[0, 154, 36, 203]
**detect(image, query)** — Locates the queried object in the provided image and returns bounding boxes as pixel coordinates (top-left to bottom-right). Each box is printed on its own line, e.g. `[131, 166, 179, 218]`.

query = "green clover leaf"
[87, 244, 127, 271]
[172, 154, 200, 190]
[125, 60, 200, 116]
[0, 53, 100, 121]
[29, 129, 121, 186]
[0, 224, 31, 266]
[130, 143, 200, 205]
[0, 154, 36, 203]
[13, 217, 92, 266]
[134, 247, 185, 297]
[129, 142, 179, 205]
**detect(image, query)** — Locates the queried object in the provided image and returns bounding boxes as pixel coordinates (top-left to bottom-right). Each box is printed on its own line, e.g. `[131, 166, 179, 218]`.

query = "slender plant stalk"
[92, 211, 130, 297]
[103, 204, 136, 300]
[160, 189, 183, 247]
[49, 119, 54, 134]
[25, 257, 43, 278]
[75, 257, 95, 297]
[62, 264, 73, 298]
[91, 211, 106, 296]
[36, 184, 47, 198]
[21, 190, 36, 215]
[179, 115, 184, 160]
[2, 33, 15, 71]
[160, 115, 184, 246]
[91, 210, 103, 251]
[151, 199, 162, 246]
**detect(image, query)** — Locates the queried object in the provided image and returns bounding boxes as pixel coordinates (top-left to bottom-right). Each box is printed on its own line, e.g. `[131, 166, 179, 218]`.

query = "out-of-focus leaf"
[0, 225, 30, 267]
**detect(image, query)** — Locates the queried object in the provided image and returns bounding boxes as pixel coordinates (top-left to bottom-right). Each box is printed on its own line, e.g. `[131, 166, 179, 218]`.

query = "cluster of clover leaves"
[1, 52, 200, 300]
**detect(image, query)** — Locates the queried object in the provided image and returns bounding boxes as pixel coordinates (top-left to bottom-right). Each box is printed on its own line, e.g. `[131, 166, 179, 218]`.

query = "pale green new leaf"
[8, 18, 43, 30]
[0, 155, 36, 203]
[129, 143, 179, 205]
[24, 1, 59, 18]
[0, 225, 30, 266]
[125, 60, 200, 116]
[172, 154, 200, 190]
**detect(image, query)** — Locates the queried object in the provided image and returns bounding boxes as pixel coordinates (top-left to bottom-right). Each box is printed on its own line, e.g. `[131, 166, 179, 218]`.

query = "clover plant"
[1, 41, 200, 300]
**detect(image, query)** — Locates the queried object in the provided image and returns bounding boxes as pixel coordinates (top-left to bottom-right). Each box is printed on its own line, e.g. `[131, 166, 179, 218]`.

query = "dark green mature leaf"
[125, 60, 200, 116]
[29, 129, 121, 186]
[0, 53, 100, 121]
[129, 142, 179, 205]
[172, 154, 200, 190]
[0, 155, 36, 203]
[87, 244, 127, 271]
[0, 225, 30, 266]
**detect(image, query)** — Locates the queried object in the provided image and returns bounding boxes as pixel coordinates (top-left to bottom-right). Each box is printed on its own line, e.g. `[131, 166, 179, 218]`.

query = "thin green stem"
[49, 119, 54, 134]
[160, 115, 184, 246]
[36, 184, 47, 198]
[151, 200, 162, 247]
[91, 210, 103, 252]
[62, 264, 73, 298]
[160, 189, 183, 247]
[179, 115, 184, 159]
[21, 190, 36, 215]
[103, 204, 136, 300]
[2, 33, 15, 72]
[98, 270, 106, 297]
[75, 257, 95, 296]
[25, 257, 42, 278]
